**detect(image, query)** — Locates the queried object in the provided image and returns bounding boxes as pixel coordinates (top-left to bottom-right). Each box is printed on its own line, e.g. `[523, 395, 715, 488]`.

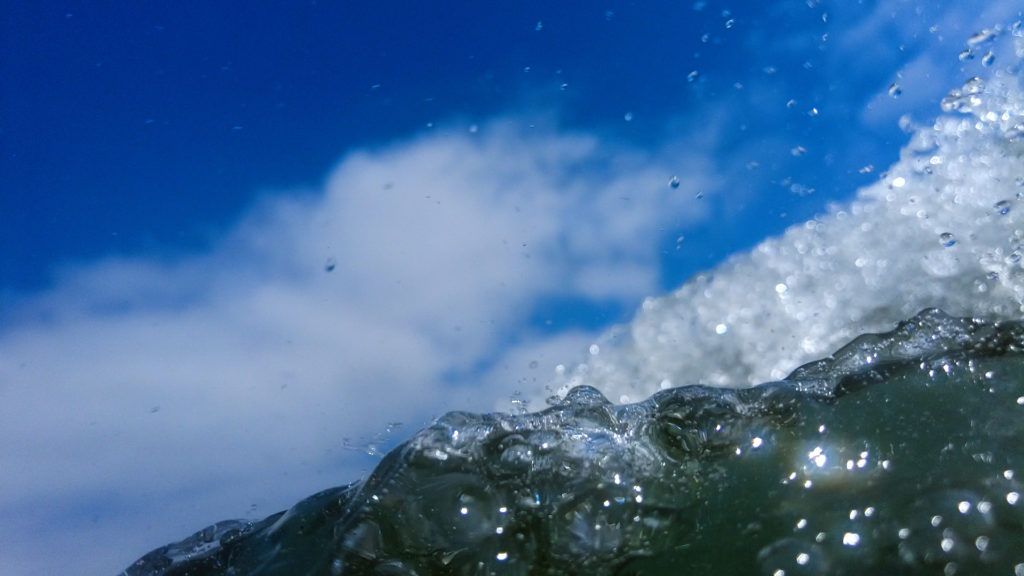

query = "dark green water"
[123, 310, 1024, 575]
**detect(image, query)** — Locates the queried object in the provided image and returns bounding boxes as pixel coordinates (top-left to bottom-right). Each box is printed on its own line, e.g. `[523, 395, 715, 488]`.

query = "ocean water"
[123, 24, 1024, 576]
[124, 310, 1024, 575]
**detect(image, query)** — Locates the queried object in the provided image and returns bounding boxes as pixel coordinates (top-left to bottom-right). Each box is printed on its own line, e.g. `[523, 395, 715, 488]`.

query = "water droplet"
[941, 77, 985, 113]
[534, 21, 543, 31]
[669, 176, 681, 189]
[967, 29, 998, 46]
[888, 83, 902, 98]
[994, 200, 1011, 215]
[790, 146, 806, 157]
[715, 323, 728, 335]
[939, 232, 956, 247]
[324, 258, 337, 272]
[560, 83, 568, 91]
[982, 51, 996, 66]
[623, 111, 633, 122]
[528, 360, 538, 369]
[589, 344, 600, 356]
[724, 18, 735, 29]
[687, 70, 699, 82]
[959, 49, 974, 61]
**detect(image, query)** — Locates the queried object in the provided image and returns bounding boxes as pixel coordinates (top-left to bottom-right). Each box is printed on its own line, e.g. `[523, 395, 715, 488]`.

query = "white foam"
[555, 27, 1024, 400]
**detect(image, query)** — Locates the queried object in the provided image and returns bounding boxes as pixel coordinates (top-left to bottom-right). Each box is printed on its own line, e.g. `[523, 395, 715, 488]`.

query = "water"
[122, 24, 1024, 576]
[554, 29, 1024, 402]
[122, 310, 1024, 575]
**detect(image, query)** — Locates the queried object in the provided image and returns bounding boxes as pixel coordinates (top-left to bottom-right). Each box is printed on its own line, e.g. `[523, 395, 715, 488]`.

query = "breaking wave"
[123, 23, 1024, 576]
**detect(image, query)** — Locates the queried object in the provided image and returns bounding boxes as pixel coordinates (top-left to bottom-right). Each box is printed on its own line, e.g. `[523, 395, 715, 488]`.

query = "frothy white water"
[555, 26, 1024, 402]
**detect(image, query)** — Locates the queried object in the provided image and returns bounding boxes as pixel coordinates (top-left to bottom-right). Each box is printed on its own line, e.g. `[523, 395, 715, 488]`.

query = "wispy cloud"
[0, 119, 712, 575]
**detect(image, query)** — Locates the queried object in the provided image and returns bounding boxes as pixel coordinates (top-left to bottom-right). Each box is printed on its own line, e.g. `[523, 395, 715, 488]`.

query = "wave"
[123, 309, 1024, 575]
[123, 23, 1024, 576]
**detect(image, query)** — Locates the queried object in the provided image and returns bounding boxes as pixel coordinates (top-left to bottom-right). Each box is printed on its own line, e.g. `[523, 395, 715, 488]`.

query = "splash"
[554, 23, 1024, 400]
[123, 23, 1024, 576]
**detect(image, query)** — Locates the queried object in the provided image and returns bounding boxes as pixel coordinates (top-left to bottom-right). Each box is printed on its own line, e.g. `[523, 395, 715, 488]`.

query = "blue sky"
[2, 2, 1022, 574]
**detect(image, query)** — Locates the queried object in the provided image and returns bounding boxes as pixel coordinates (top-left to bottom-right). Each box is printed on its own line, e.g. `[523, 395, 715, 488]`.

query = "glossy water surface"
[124, 309, 1024, 575]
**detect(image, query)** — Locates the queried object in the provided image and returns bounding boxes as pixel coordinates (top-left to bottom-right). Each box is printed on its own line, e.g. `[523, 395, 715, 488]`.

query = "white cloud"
[0, 119, 711, 575]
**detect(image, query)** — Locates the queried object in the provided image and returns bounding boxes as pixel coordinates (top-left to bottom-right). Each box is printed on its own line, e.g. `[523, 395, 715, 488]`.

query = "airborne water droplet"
[888, 83, 902, 98]
[669, 176, 681, 189]
[939, 232, 956, 247]
[994, 200, 1011, 215]
[967, 28, 998, 46]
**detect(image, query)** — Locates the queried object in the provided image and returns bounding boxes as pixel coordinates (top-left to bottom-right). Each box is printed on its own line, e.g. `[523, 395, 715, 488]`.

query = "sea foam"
[553, 24, 1024, 401]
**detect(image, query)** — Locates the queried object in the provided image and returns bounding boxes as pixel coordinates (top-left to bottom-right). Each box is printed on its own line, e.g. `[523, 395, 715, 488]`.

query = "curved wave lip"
[122, 309, 1024, 575]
